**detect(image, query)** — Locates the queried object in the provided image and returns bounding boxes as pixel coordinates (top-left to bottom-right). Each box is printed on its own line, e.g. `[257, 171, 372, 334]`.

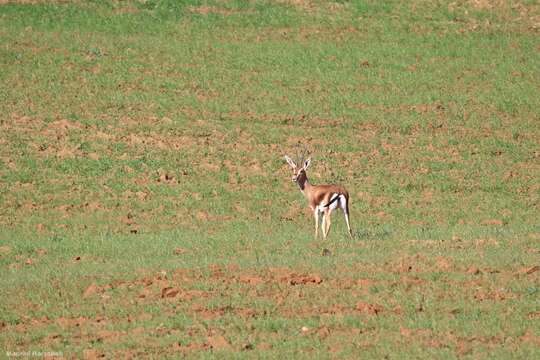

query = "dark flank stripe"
[323, 193, 341, 208]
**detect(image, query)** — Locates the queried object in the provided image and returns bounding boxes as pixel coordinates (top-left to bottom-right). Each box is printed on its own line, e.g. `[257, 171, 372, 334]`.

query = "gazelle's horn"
[300, 144, 309, 166]
[295, 142, 302, 167]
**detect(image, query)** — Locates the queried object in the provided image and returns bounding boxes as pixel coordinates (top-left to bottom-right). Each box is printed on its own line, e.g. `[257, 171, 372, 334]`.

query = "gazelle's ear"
[284, 155, 297, 168]
[303, 157, 311, 170]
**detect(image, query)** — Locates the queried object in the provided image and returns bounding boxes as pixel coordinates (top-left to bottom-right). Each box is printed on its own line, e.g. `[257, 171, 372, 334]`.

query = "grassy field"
[1, 0, 539, 358]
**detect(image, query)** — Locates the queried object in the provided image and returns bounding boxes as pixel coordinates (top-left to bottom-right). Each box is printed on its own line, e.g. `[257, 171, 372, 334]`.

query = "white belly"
[316, 193, 342, 213]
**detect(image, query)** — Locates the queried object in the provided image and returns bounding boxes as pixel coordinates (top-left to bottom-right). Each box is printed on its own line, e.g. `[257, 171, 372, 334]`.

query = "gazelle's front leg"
[321, 213, 327, 239]
[323, 212, 332, 239]
[314, 210, 319, 238]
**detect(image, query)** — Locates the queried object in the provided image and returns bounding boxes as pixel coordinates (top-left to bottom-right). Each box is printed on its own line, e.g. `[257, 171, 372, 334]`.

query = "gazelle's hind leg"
[340, 196, 353, 238]
[344, 212, 352, 238]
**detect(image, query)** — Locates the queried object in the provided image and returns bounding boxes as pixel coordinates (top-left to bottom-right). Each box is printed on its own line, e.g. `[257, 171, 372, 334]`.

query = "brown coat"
[296, 171, 349, 212]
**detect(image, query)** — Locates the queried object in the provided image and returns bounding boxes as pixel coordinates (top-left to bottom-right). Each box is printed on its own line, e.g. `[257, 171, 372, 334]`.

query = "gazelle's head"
[284, 154, 311, 184]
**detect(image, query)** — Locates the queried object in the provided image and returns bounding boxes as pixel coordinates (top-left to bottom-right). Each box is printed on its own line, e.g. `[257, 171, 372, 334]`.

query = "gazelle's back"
[308, 184, 349, 208]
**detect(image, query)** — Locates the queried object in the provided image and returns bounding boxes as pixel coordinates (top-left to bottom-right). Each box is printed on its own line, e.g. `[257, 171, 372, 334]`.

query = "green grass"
[0, 0, 539, 358]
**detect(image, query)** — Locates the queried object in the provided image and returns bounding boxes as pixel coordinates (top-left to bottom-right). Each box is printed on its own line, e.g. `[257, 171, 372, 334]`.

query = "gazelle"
[284, 149, 353, 239]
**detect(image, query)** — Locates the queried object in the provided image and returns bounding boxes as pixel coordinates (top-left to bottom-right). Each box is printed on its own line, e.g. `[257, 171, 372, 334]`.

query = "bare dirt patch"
[5, 261, 539, 356]
[206, 335, 232, 350]
[355, 302, 384, 315]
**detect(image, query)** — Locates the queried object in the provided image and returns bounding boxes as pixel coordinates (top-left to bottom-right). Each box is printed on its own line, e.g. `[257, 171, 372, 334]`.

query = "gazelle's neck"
[296, 172, 311, 193]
